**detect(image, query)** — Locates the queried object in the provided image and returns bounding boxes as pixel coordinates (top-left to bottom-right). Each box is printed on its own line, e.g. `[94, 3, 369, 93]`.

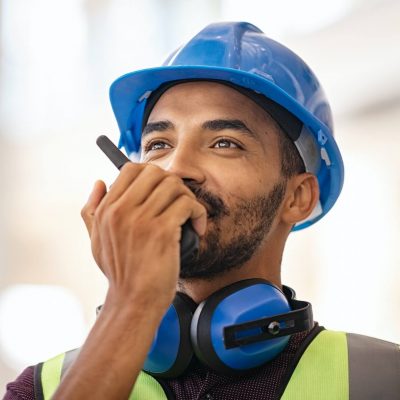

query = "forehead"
[147, 81, 280, 131]
[144, 81, 283, 173]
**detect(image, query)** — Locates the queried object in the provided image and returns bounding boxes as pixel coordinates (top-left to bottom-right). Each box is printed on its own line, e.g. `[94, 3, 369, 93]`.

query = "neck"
[179, 221, 291, 303]
[178, 245, 283, 304]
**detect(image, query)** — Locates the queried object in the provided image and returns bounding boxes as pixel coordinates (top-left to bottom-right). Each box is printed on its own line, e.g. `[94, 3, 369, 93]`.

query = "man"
[4, 22, 399, 400]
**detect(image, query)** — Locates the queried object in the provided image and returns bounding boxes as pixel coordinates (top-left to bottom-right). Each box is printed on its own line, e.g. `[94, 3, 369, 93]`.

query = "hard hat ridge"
[163, 22, 263, 68]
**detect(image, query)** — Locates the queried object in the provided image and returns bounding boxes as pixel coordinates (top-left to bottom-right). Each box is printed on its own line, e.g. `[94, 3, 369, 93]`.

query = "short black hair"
[277, 127, 306, 178]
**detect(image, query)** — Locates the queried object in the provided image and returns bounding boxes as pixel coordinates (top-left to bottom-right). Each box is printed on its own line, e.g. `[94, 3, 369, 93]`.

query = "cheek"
[210, 162, 277, 204]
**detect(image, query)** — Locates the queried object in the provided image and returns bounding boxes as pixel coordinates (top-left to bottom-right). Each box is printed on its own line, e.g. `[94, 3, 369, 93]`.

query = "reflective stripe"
[40, 352, 65, 399]
[129, 372, 169, 400]
[347, 333, 400, 399]
[281, 330, 349, 399]
[61, 348, 80, 378]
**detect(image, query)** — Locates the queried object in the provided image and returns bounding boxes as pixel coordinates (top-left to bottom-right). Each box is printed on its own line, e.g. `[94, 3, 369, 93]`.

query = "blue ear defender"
[190, 279, 312, 375]
[143, 279, 313, 378]
[143, 292, 197, 378]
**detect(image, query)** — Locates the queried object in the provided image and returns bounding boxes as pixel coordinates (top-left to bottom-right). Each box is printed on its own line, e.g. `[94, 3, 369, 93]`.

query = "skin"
[52, 82, 319, 399]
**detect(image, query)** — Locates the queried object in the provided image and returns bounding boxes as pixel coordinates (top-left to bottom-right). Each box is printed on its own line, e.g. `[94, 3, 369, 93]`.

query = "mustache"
[183, 180, 229, 219]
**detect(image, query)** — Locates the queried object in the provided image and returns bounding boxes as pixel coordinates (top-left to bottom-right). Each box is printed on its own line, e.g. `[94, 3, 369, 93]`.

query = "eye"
[143, 140, 172, 152]
[212, 138, 241, 149]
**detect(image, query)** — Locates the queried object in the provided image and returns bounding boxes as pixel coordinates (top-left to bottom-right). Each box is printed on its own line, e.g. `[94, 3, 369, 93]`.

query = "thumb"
[81, 180, 107, 235]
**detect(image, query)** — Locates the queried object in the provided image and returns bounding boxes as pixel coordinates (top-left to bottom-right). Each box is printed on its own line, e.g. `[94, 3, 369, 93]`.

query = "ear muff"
[190, 279, 293, 375]
[143, 292, 197, 378]
[143, 279, 313, 378]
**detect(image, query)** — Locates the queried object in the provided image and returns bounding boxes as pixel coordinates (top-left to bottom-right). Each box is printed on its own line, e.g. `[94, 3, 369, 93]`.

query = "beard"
[180, 180, 287, 280]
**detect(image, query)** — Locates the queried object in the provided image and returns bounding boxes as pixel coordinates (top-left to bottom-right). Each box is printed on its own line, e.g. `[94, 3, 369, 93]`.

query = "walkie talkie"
[96, 135, 199, 264]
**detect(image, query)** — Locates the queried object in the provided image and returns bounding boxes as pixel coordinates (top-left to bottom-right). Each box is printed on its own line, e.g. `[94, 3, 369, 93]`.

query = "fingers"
[103, 163, 182, 207]
[123, 173, 195, 216]
[160, 195, 207, 237]
[116, 164, 186, 207]
[104, 163, 145, 204]
[81, 180, 107, 235]
[86, 163, 206, 239]
[104, 162, 196, 214]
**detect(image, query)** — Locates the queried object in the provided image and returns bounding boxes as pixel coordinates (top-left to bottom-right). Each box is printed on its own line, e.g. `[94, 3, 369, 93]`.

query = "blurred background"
[1, 0, 399, 388]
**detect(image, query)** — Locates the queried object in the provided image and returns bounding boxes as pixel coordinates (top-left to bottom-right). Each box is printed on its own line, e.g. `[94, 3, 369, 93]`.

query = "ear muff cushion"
[190, 279, 291, 375]
[144, 292, 197, 378]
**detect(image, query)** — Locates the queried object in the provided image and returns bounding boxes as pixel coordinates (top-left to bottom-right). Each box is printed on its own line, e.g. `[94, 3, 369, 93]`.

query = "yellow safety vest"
[34, 330, 399, 399]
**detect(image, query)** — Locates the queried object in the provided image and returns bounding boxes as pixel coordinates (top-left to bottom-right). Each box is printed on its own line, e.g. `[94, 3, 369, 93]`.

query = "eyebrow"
[142, 119, 256, 138]
[201, 119, 255, 137]
[142, 120, 173, 136]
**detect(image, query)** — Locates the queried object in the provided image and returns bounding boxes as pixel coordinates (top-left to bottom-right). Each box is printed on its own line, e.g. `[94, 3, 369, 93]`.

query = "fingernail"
[193, 217, 207, 236]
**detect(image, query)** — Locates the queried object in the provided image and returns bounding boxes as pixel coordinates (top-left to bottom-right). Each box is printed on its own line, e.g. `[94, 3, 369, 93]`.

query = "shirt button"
[204, 394, 214, 400]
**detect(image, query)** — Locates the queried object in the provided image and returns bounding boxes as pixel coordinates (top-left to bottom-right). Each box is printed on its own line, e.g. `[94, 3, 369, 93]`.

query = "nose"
[164, 146, 206, 183]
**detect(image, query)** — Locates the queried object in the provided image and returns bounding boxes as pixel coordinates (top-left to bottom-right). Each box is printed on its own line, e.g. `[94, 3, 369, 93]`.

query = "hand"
[81, 163, 207, 307]
[51, 163, 207, 400]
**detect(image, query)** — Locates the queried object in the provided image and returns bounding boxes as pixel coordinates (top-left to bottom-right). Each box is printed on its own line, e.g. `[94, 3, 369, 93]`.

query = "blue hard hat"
[109, 21, 344, 230]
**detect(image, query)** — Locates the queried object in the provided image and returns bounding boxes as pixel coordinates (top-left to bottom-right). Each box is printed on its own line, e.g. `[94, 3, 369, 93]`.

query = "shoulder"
[315, 330, 399, 399]
[280, 330, 399, 399]
[345, 332, 399, 355]
[4, 366, 35, 400]
[3, 350, 74, 400]
[319, 330, 400, 362]
[307, 329, 399, 365]
[344, 332, 400, 384]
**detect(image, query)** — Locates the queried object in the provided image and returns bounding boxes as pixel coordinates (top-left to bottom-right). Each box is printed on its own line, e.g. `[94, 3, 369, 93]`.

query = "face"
[140, 82, 287, 280]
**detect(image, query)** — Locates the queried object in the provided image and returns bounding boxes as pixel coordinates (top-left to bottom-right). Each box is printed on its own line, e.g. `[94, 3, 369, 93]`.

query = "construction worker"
[4, 22, 399, 400]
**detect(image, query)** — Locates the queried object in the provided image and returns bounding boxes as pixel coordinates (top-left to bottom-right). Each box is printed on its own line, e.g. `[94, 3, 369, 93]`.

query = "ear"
[280, 173, 319, 226]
